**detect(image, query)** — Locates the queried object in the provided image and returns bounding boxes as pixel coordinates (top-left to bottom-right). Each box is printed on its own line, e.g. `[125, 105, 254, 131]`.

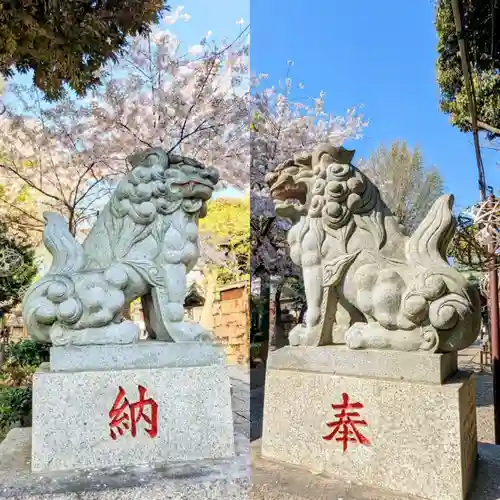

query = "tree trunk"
[68, 209, 76, 236]
[259, 275, 271, 364]
[0, 338, 5, 367]
[272, 282, 289, 349]
[0, 314, 8, 368]
[269, 280, 288, 351]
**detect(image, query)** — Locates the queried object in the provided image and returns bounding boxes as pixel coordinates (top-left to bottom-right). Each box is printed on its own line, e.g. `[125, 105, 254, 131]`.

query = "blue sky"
[163, 1, 248, 45]
[251, 0, 499, 213]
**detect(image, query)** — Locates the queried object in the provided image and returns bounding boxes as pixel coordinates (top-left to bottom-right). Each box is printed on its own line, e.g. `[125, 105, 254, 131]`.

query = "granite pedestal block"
[49, 340, 224, 372]
[31, 343, 235, 473]
[261, 346, 477, 500]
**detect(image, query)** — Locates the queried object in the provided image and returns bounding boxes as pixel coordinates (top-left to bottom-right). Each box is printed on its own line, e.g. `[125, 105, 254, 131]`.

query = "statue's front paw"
[190, 323, 215, 342]
[344, 323, 367, 349]
[288, 324, 307, 346]
[171, 321, 215, 342]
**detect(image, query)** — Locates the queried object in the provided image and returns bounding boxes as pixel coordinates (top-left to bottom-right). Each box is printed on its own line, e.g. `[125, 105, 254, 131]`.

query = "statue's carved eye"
[347, 176, 364, 194]
[150, 165, 165, 180]
[325, 201, 342, 218]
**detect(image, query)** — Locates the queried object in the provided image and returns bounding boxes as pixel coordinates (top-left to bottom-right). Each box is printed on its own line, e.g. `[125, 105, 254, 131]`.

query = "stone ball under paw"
[57, 297, 82, 324]
[46, 281, 69, 303]
[34, 303, 57, 325]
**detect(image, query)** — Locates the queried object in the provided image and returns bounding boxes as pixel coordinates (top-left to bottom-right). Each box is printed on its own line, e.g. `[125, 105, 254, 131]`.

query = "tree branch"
[0, 162, 63, 204]
[468, 118, 500, 137]
[174, 56, 218, 151]
[0, 196, 44, 225]
[117, 121, 154, 148]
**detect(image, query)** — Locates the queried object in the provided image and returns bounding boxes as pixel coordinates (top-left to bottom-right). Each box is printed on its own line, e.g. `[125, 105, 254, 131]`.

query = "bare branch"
[0, 162, 64, 204]
[467, 118, 500, 137]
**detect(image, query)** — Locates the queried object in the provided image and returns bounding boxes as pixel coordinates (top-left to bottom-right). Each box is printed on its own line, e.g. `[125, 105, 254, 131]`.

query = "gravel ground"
[458, 342, 494, 444]
[474, 372, 494, 443]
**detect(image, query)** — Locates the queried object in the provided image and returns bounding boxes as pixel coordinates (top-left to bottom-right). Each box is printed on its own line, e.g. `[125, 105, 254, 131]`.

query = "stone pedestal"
[31, 341, 235, 473]
[261, 346, 477, 500]
[0, 341, 249, 499]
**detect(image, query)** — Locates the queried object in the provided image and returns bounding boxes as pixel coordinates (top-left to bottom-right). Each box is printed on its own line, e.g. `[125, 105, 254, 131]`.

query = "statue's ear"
[126, 151, 145, 169]
[127, 148, 168, 169]
[336, 147, 356, 164]
[313, 143, 356, 165]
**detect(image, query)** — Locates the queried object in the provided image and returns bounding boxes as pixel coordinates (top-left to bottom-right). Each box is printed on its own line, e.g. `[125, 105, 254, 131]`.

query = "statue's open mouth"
[269, 178, 309, 220]
[183, 179, 215, 189]
[271, 181, 307, 207]
[171, 179, 215, 201]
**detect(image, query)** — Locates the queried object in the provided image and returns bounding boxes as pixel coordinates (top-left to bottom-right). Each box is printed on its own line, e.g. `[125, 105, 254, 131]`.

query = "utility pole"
[487, 194, 500, 445]
[450, 0, 500, 444]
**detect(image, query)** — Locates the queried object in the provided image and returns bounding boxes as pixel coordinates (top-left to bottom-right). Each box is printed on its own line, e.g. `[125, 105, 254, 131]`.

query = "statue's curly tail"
[405, 195, 455, 270]
[21, 213, 85, 344]
[42, 212, 85, 274]
[428, 285, 481, 351]
[404, 195, 481, 352]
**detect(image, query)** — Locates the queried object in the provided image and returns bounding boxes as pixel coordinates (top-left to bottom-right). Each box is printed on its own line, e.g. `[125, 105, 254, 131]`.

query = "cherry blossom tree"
[249, 67, 367, 357]
[86, 16, 249, 189]
[0, 90, 119, 239]
[0, 9, 249, 241]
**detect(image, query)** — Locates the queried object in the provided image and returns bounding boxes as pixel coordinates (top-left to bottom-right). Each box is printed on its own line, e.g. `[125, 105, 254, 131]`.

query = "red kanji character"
[323, 392, 371, 452]
[109, 385, 158, 440]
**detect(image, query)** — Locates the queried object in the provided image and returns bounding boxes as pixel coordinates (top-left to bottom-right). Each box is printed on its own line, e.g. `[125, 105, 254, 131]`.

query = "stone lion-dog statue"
[22, 148, 219, 346]
[265, 143, 481, 352]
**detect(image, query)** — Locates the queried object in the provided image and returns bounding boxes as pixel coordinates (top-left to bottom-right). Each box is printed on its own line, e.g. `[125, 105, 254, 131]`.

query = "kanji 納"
[109, 385, 158, 440]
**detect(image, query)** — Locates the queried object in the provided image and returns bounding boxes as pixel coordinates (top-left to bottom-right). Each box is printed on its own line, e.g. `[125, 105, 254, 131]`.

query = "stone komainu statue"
[22, 148, 219, 346]
[266, 143, 481, 352]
